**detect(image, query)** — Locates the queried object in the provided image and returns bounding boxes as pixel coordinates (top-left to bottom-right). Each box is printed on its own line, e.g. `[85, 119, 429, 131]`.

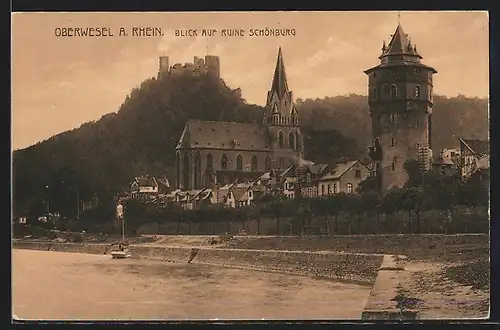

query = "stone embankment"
[12, 240, 383, 284]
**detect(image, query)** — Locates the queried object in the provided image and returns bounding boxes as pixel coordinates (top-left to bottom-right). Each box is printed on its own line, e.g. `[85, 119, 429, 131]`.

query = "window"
[347, 183, 353, 194]
[249, 190, 252, 198]
[355, 170, 361, 178]
[321, 184, 325, 195]
[392, 162, 395, 171]
[289, 132, 295, 149]
[414, 68, 421, 74]
[415, 85, 421, 99]
[306, 173, 312, 183]
[221, 154, 228, 170]
[334, 183, 337, 194]
[430, 87, 433, 101]
[264, 157, 270, 171]
[391, 68, 397, 75]
[328, 184, 332, 195]
[416, 143, 420, 149]
[278, 131, 284, 148]
[372, 87, 378, 100]
[416, 119, 420, 128]
[391, 138, 395, 147]
[194, 152, 201, 188]
[183, 153, 190, 190]
[390, 85, 398, 99]
[206, 154, 213, 170]
[251, 156, 258, 171]
[391, 113, 395, 124]
[236, 154, 243, 170]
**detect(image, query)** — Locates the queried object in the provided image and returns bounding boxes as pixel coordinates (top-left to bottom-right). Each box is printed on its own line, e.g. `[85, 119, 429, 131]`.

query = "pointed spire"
[270, 46, 289, 98]
[380, 24, 421, 60]
[382, 40, 387, 52]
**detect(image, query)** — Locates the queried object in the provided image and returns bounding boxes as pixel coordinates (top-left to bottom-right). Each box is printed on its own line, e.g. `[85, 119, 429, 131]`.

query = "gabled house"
[130, 176, 159, 200]
[432, 156, 459, 177]
[317, 160, 370, 195]
[297, 163, 330, 198]
[280, 165, 299, 199]
[230, 183, 256, 207]
[459, 138, 490, 179]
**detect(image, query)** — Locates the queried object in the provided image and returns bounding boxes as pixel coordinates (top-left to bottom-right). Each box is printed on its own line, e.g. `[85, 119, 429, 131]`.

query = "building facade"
[317, 160, 371, 195]
[175, 47, 305, 190]
[459, 138, 489, 179]
[365, 24, 437, 193]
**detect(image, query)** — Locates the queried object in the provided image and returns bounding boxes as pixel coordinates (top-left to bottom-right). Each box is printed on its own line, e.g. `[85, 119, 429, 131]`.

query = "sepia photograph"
[11, 11, 490, 321]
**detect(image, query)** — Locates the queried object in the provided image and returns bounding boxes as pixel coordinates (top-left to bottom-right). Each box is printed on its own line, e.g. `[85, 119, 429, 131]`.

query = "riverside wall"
[13, 241, 383, 284]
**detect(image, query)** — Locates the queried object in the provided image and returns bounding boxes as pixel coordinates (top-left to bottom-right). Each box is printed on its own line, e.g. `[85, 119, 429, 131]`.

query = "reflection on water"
[13, 249, 371, 320]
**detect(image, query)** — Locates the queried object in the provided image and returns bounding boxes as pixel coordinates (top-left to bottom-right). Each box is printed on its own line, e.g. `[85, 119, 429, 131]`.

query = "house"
[130, 176, 159, 200]
[297, 163, 330, 198]
[280, 165, 299, 199]
[317, 160, 371, 195]
[459, 138, 490, 179]
[230, 183, 256, 207]
[175, 189, 201, 210]
[432, 156, 459, 177]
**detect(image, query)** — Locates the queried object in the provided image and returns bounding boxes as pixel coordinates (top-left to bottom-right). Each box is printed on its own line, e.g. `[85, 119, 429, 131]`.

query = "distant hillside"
[12, 74, 359, 217]
[296, 94, 489, 152]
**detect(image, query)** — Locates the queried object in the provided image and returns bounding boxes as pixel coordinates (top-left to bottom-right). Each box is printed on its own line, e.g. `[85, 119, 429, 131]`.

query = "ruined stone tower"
[365, 24, 437, 193]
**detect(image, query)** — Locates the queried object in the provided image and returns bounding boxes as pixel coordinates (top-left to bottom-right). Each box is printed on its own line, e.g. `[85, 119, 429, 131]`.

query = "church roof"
[269, 47, 289, 99]
[176, 120, 271, 151]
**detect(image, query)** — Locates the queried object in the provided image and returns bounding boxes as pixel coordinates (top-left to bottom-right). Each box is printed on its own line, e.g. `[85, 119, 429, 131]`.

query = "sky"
[11, 11, 489, 150]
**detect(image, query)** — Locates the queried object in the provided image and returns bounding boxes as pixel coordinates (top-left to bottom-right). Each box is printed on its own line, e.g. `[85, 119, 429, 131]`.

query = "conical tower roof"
[270, 47, 289, 98]
[380, 24, 421, 59]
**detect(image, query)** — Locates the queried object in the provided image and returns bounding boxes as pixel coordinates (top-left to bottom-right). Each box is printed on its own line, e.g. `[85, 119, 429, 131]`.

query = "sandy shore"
[12, 249, 371, 321]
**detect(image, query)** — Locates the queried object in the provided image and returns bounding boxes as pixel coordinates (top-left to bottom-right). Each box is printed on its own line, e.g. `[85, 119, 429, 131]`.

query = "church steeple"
[270, 46, 290, 99]
[264, 47, 296, 127]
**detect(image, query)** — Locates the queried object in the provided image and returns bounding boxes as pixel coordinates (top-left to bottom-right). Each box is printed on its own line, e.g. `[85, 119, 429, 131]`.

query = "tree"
[359, 191, 381, 233]
[403, 159, 424, 188]
[325, 195, 343, 234]
[380, 188, 404, 233]
[401, 187, 425, 233]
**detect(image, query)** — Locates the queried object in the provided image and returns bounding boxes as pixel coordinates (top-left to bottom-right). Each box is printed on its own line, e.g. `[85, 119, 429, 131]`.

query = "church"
[175, 47, 305, 190]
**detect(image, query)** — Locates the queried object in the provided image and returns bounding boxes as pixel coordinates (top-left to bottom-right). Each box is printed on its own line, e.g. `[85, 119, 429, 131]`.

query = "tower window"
[390, 113, 395, 124]
[391, 137, 395, 147]
[236, 154, 243, 171]
[371, 87, 378, 100]
[390, 85, 398, 99]
[392, 162, 395, 171]
[415, 85, 421, 99]
[289, 132, 295, 149]
[221, 154, 228, 170]
[278, 131, 284, 148]
[416, 119, 420, 128]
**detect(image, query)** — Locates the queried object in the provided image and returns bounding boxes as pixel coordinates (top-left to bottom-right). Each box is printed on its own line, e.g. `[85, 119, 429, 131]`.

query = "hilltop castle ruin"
[158, 55, 221, 79]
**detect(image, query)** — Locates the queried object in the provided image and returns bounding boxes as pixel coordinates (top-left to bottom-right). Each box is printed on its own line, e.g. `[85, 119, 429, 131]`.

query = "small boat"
[111, 202, 131, 259]
[111, 248, 131, 259]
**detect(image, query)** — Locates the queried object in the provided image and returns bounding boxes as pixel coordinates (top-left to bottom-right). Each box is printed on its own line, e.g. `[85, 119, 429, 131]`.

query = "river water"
[12, 249, 371, 321]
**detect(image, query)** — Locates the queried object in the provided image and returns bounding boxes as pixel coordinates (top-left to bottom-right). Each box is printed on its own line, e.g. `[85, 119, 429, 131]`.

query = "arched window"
[236, 154, 243, 171]
[221, 154, 228, 170]
[251, 156, 258, 171]
[415, 85, 421, 99]
[194, 152, 201, 188]
[265, 157, 271, 171]
[206, 153, 213, 170]
[289, 132, 295, 149]
[278, 131, 284, 148]
[390, 85, 398, 99]
[183, 153, 190, 190]
[176, 152, 181, 188]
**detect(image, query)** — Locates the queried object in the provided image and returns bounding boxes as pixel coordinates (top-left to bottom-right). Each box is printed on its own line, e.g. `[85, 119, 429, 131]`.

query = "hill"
[13, 73, 488, 218]
[12, 74, 360, 218]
